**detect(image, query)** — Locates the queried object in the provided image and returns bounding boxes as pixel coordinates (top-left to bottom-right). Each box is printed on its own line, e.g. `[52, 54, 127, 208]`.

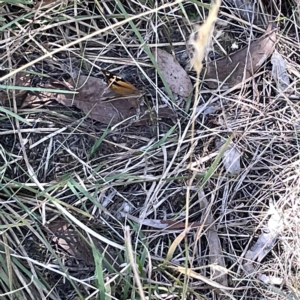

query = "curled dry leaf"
[16, 73, 176, 125]
[154, 48, 193, 97]
[205, 23, 277, 89]
[245, 202, 283, 263]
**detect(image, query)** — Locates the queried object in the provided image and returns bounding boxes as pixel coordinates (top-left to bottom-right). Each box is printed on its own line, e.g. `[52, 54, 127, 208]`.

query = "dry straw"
[189, 0, 222, 76]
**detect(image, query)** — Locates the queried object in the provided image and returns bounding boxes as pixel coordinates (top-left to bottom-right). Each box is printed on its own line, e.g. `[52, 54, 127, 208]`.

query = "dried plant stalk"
[189, 0, 222, 76]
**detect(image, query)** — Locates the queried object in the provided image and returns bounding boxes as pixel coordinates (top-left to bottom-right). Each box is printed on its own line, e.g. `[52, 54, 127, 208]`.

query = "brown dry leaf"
[16, 73, 176, 125]
[166, 227, 190, 262]
[242, 202, 284, 286]
[154, 48, 193, 97]
[48, 218, 94, 265]
[20, 78, 73, 108]
[21, 75, 141, 125]
[20, 75, 177, 125]
[243, 202, 283, 269]
[47, 218, 120, 269]
[58, 75, 141, 125]
[205, 23, 277, 89]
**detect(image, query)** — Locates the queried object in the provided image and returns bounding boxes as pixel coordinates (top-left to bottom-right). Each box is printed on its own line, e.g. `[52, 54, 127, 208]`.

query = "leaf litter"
[271, 50, 292, 93]
[243, 202, 284, 285]
[10, 72, 177, 126]
[154, 48, 193, 97]
[204, 23, 277, 89]
[19, 74, 141, 125]
[198, 190, 228, 288]
[216, 139, 242, 175]
[2, 0, 300, 299]
[47, 218, 120, 269]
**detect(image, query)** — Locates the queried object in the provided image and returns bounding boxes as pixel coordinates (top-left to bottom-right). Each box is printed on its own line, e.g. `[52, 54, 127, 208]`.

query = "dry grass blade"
[225, 0, 266, 26]
[124, 226, 146, 300]
[171, 265, 244, 292]
[189, 0, 222, 76]
[1, 0, 300, 299]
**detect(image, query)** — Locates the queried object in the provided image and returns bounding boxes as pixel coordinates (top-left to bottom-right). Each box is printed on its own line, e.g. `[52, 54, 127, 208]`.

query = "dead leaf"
[16, 73, 176, 125]
[20, 78, 73, 108]
[216, 139, 242, 174]
[166, 227, 190, 262]
[154, 48, 193, 97]
[48, 218, 94, 265]
[47, 218, 121, 269]
[21, 75, 141, 125]
[271, 50, 291, 93]
[243, 201, 284, 275]
[205, 23, 277, 89]
[198, 190, 228, 287]
[245, 202, 283, 263]
[57, 75, 141, 125]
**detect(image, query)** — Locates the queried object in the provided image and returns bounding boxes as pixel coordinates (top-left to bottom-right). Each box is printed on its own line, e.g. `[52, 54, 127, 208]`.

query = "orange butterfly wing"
[102, 70, 140, 96]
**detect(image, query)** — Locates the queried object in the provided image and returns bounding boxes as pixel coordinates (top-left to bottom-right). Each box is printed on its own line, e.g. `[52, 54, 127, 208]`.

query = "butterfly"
[102, 69, 140, 96]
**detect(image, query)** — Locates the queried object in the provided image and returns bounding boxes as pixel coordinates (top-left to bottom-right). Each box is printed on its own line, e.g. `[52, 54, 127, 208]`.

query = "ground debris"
[204, 23, 277, 89]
